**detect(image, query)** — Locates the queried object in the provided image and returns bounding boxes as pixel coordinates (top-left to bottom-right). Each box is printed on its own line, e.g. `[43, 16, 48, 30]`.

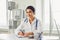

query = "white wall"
[43, 0, 50, 30]
[0, 0, 8, 28]
[52, 0, 60, 30]
[35, 0, 42, 21]
[43, 0, 60, 31]
[13, 0, 36, 10]
[52, 0, 60, 25]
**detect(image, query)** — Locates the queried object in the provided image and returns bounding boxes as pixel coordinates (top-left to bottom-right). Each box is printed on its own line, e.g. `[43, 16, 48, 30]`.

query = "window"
[0, 0, 8, 28]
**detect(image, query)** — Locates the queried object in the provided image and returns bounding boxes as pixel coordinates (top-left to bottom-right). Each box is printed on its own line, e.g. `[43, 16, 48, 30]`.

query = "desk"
[6, 34, 35, 40]
[0, 34, 59, 40]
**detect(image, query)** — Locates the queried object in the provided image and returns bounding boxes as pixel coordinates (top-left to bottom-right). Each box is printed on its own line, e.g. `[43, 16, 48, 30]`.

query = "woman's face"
[26, 9, 34, 18]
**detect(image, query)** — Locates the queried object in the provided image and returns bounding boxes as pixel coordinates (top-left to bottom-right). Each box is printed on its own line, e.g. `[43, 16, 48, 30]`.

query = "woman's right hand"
[18, 32, 24, 36]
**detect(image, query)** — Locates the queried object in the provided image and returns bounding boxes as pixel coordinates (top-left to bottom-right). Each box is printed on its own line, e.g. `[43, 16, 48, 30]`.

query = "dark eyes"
[26, 11, 32, 13]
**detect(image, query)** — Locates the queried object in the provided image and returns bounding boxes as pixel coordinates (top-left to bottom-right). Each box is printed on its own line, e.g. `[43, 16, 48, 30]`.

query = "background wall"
[12, 0, 36, 10]
[0, 0, 8, 29]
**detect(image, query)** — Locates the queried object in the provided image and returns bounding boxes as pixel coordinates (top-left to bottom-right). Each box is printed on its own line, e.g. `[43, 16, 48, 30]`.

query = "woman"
[15, 6, 42, 40]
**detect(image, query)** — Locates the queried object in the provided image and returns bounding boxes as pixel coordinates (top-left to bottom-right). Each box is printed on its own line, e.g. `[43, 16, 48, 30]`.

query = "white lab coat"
[15, 18, 42, 40]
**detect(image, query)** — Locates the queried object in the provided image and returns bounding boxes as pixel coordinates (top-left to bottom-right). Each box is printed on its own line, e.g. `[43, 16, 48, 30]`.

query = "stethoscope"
[24, 18, 38, 30]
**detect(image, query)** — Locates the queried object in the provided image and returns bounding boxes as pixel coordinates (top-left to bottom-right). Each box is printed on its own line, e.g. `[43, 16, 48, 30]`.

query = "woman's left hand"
[24, 33, 29, 37]
[24, 32, 34, 37]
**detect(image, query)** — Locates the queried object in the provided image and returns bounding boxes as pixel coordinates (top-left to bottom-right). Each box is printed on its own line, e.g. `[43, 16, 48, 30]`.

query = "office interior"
[0, 0, 60, 40]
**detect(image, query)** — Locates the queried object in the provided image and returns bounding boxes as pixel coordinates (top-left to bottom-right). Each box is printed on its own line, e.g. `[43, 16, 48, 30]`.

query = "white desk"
[0, 34, 59, 40]
[6, 34, 35, 40]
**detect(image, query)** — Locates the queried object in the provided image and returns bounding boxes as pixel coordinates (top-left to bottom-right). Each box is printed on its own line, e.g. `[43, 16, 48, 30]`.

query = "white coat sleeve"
[14, 20, 24, 37]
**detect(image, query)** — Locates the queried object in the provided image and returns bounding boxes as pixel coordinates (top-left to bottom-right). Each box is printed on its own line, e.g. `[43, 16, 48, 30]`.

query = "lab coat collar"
[27, 17, 37, 25]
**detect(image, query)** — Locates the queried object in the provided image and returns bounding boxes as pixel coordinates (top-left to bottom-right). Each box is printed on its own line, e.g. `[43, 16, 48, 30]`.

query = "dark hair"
[26, 6, 35, 14]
